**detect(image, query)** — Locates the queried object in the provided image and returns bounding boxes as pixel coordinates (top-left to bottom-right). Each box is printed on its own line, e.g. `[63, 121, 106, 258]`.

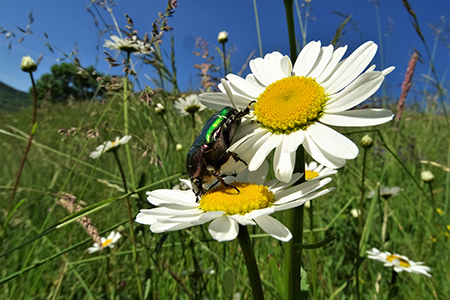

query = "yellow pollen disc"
[200, 182, 275, 215]
[254, 76, 327, 134]
[111, 141, 118, 147]
[305, 170, 319, 180]
[102, 238, 113, 247]
[386, 255, 411, 267]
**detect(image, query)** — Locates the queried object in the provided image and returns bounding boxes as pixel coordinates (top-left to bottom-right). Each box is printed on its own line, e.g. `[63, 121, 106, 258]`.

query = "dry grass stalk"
[395, 51, 418, 122]
[56, 193, 102, 249]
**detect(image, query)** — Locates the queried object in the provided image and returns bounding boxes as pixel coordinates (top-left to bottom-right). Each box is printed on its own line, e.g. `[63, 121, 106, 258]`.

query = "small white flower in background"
[89, 135, 132, 159]
[174, 94, 206, 116]
[87, 231, 121, 254]
[20, 55, 37, 73]
[367, 186, 402, 199]
[136, 161, 334, 242]
[305, 161, 338, 180]
[367, 248, 431, 277]
[104, 34, 152, 54]
[351, 208, 360, 218]
[421, 170, 434, 183]
[200, 40, 394, 182]
[155, 103, 166, 115]
[218, 31, 228, 44]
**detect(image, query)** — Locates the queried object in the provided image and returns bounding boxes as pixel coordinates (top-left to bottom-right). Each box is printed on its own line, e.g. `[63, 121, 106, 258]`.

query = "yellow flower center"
[386, 255, 411, 267]
[102, 238, 113, 247]
[200, 182, 275, 215]
[305, 170, 319, 180]
[111, 141, 118, 147]
[254, 76, 327, 134]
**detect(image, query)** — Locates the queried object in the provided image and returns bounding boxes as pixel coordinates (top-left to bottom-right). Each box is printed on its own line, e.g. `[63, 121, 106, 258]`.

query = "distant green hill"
[0, 81, 30, 111]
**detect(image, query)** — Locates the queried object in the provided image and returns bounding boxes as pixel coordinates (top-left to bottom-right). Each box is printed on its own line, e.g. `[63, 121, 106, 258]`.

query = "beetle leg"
[210, 170, 240, 195]
[234, 100, 256, 119]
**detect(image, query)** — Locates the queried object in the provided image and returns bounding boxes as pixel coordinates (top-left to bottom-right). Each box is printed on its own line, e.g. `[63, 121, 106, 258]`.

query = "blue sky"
[1, 0, 449, 105]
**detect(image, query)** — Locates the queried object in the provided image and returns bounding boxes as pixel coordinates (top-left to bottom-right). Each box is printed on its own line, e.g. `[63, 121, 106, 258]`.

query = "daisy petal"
[316, 45, 347, 82]
[307, 44, 334, 78]
[322, 41, 377, 94]
[227, 74, 264, 98]
[303, 132, 346, 168]
[273, 145, 296, 182]
[321, 109, 394, 127]
[306, 123, 358, 159]
[293, 41, 321, 77]
[250, 52, 291, 86]
[255, 215, 292, 241]
[325, 71, 385, 112]
[282, 130, 304, 153]
[208, 215, 239, 242]
[248, 133, 282, 171]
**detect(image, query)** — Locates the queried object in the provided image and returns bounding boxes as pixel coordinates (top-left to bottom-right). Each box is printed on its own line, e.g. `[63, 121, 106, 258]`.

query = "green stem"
[1, 72, 37, 246]
[308, 201, 317, 299]
[237, 225, 264, 300]
[221, 42, 228, 76]
[284, 0, 298, 63]
[122, 51, 143, 300]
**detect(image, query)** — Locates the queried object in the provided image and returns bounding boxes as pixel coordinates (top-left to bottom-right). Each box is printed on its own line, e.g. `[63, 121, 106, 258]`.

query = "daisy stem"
[237, 225, 264, 300]
[122, 51, 144, 300]
[283, 0, 298, 63]
[309, 201, 318, 299]
[2, 71, 37, 247]
[284, 148, 306, 300]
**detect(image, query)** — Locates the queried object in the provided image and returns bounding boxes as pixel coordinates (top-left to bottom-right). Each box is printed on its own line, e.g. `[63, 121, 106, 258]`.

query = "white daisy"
[104, 35, 152, 54]
[89, 135, 132, 159]
[367, 248, 431, 277]
[367, 186, 402, 199]
[136, 161, 334, 242]
[87, 231, 121, 254]
[174, 94, 207, 116]
[305, 161, 337, 180]
[200, 41, 394, 182]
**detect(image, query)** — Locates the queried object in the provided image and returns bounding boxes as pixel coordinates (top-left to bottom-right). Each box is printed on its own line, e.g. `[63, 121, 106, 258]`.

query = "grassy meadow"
[1, 1, 450, 299]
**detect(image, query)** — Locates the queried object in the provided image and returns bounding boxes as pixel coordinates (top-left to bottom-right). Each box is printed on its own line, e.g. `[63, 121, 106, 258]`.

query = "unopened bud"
[360, 134, 373, 149]
[218, 31, 228, 44]
[421, 170, 434, 183]
[176, 143, 183, 152]
[21, 55, 37, 73]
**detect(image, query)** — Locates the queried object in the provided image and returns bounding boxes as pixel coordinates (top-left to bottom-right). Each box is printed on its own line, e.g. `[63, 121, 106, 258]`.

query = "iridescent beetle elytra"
[186, 101, 254, 202]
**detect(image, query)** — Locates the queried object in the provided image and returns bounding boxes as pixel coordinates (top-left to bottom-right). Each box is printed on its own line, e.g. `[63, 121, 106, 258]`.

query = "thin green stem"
[253, 0, 263, 57]
[308, 202, 317, 299]
[237, 225, 264, 300]
[221, 42, 228, 76]
[1, 72, 37, 246]
[122, 51, 143, 300]
[284, 0, 298, 63]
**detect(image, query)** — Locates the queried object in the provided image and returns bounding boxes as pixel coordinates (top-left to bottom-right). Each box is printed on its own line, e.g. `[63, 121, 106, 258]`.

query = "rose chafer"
[187, 102, 254, 201]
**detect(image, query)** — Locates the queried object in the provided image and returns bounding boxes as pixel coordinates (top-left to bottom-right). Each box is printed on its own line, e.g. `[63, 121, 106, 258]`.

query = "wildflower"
[20, 55, 37, 72]
[218, 31, 228, 44]
[305, 161, 337, 180]
[200, 41, 394, 182]
[174, 94, 206, 116]
[89, 135, 132, 159]
[436, 208, 443, 215]
[136, 161, 333, 242]
[104, 34, 151, 54]
[421, 170, 434, 183]
[155, 103, 165, 115]
[367, 186, 401, 199]
[87, 231, 121, 254]
[367, 248, 431, 277]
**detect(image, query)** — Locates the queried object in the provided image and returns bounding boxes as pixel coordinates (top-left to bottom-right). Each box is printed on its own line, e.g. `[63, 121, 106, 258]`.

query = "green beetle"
[186, 102, 254, 201]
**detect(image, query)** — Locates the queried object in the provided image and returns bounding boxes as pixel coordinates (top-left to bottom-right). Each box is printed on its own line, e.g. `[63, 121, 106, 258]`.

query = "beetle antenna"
[221, 79, 239, 110]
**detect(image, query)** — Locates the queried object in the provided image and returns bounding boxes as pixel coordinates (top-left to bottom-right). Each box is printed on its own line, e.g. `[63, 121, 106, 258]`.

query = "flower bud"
[360, 134, 373, 149]
[21, 55, 37, 73]
[218, 31, 228, 44]
[176, 143, 183, 152]
[421, 170, 434, 183]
